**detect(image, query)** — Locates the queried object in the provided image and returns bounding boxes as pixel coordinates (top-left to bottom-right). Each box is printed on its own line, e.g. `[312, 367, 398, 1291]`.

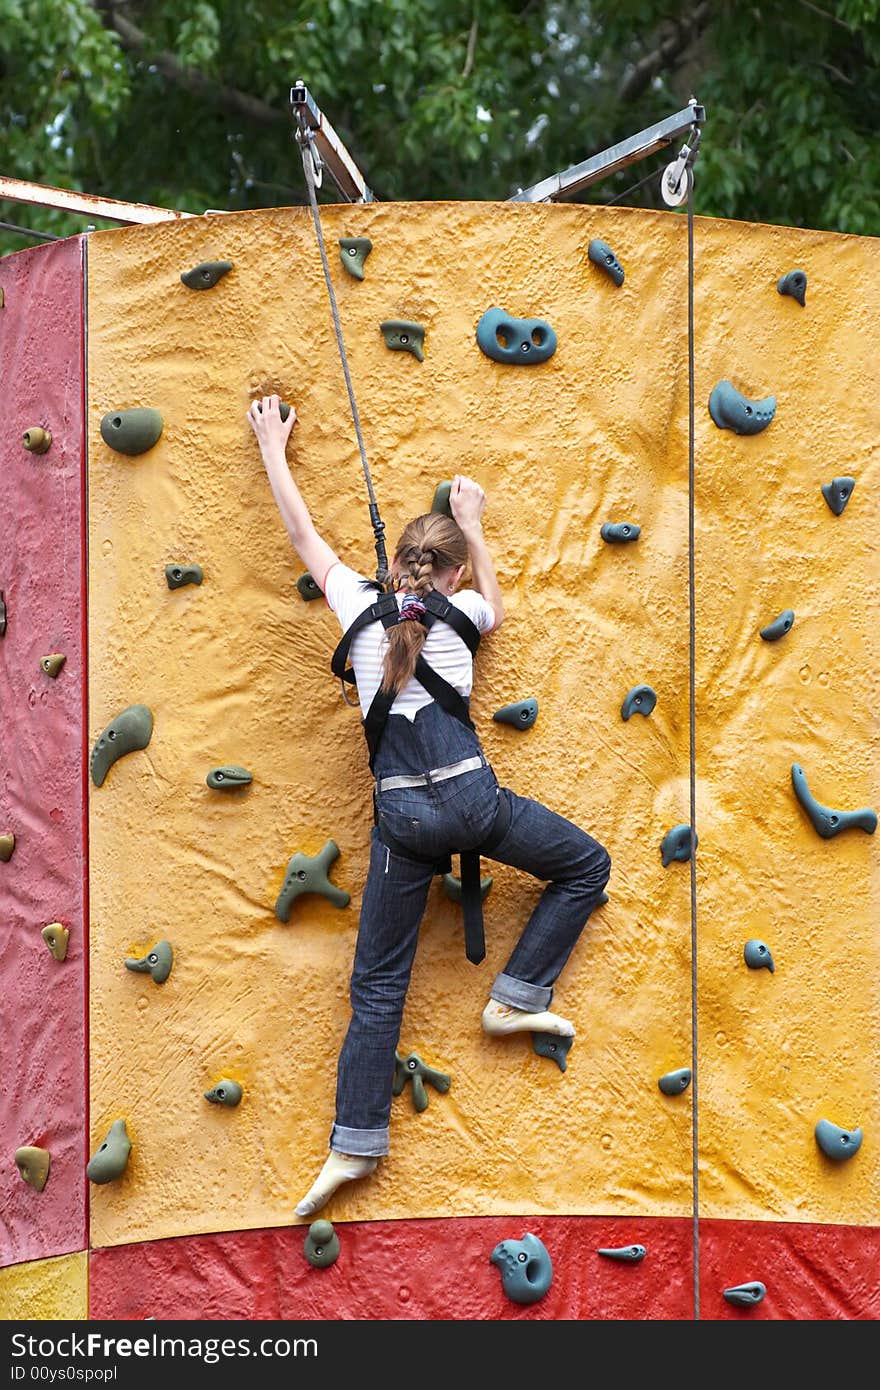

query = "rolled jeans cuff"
[330, 1123, 389, 1157]
[490, 971, 552, 1012]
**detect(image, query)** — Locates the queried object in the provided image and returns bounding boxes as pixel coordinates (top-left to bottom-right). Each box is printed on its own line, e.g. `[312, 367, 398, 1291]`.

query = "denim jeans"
[330, 703, 611, 1157]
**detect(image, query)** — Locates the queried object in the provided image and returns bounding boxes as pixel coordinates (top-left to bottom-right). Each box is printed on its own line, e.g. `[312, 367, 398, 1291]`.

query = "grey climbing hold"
[0, 590, 6, 637]
[338, 237, 372, 280]
[723, 1281, 766, 1307]
[708, 380, 776, 435]
[180, 260, 233, 290]
[815, 1118, 862, 1161]
[204, 1079, 243, 1107]
[379, 319, 424, 362]
[125, 940, 173, 984]
[658, 1068, 692, 1095]
[821, 476, 856, 516]
[165, 564, 203, 589]
[254, 400, 293, 422]
[206, 765, 253, 790]
[791, 763, 877, 839]
[90, 704, 153, 787]
[430, 481, 453, 517]
[443, 871, 492, 904]
[621, 685, 656, 720]
[0, 832, 14, 862]
[275, 839, 350, 921]
[744, 939, 774, 972]
[304, 1218, 340, 1269]
[777, 270, 807, 305]
[760, 610, 794, 642]
[40, 653, 66, 678]
[601, 522, 640, 544]
[476, 307, 557, 365]
[660, 824, 696, 866]
[493, 698, 538, 730]
[296, 573, 323, 601]
[598, 1245, 646, 1263]
[100, 408, 164, 456]
[393, 1051, 450, 1113]
[15, 1146, 51, 1192]
[490, 1233, 553, 1305]
[87, 1119, 131, 1184]
[532, 1032, 574, 1072]
[588, 238, 625, 286]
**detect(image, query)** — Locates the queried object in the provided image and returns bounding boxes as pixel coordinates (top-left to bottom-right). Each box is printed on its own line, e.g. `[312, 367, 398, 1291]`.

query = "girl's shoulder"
[451, 588, 496, 634]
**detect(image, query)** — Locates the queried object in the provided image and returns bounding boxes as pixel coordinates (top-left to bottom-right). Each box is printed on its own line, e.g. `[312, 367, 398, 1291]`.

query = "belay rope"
[295, 124, 390, 589]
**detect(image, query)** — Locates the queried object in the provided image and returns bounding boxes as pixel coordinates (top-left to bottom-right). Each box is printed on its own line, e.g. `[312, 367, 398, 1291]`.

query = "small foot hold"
[294, 1152, 378, 1219]
[482, 999, 574, 1038]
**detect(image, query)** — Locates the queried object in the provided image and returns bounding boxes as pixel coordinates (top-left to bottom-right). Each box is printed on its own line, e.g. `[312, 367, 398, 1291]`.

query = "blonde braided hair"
[380, 513, 469, 697]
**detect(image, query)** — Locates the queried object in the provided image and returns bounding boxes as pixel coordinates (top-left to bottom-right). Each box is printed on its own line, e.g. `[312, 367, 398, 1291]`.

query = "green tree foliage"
[1, 0, 878, 256]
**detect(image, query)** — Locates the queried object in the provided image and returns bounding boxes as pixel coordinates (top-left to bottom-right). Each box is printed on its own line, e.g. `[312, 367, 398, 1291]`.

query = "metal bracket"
[510, 99, 705, 204]
[290, 80, 374, 203]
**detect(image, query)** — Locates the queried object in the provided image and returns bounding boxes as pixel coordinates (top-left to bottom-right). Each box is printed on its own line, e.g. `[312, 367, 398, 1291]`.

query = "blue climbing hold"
[744, 939, 775, 972]
[490, 1233, 553, 1305]
[532, 1032, 574, 1072]
[821, 477, 856, 516]
[708, 380, 776, 435]
[601, 522, 640, 544]
[598, 1245, 646, 1263]
[588, 239, 624, 286]
[493, 698, 538, 730]
[791, 764, 877, 839]
[660, 824, 696, 866]
[621, 685, 656, 720]
[777, 270, 807, 305]
[815, 1118, 862, 1162]
[723, 1281, 766, 1307]
[476, 307, 557, 365]
[760, 610, 794, 642]
[658, 1068, 692, 1096]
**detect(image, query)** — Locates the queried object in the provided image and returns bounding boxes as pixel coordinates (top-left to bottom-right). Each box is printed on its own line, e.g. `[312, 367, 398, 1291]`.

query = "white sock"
[482, 998, 575, 1038]
[294, 1152, 378, 1219]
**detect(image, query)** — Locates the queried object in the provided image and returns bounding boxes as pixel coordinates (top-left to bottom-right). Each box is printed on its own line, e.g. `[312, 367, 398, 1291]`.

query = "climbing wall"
[0, 237, 88, 1304]
[2, 202, 877, 1320]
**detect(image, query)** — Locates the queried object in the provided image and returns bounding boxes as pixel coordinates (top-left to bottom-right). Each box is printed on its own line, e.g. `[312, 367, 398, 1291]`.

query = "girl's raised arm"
[247, 394, 339, 587]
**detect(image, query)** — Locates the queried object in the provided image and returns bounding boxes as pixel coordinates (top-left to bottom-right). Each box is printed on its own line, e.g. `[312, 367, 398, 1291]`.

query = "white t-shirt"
[323, 561, 496, 719]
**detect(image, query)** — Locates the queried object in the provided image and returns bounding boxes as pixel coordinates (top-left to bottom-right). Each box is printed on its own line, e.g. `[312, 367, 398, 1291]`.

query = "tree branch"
[461, 19, 478, 79]
[617, 2, 712, 103]
[91, 0, 285, 126]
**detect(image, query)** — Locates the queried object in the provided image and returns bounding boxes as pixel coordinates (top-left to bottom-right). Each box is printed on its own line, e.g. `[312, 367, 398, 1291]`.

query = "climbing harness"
[330, 588, 511, 966]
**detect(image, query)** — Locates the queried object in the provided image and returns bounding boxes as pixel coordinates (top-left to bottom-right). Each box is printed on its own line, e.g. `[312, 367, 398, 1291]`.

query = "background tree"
[2, 0, 878, 257]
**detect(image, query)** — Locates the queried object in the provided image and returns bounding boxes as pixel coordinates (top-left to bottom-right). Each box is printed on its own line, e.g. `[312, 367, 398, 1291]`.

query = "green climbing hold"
[204, 1079, 243, 1107]
[430, 481, 453, 517]
[297, 573, 323, 602]
[304, 1219, 340, 1269]
[180, 260, 233, 290]
[601, 522, 640, 544]
[621, 685, 656, 720]
[42, 923, 69, 961]
[206, 765, 253, 790]
[723, 1281, 766, 1307]
[777, 269, 807, 305]
[791, 763, 877, 838]
[254, 399, 293, 422]
[759, 610, 794, 641]
[744, 939, 774, 972]
[90, 704, 153, 787]
[22, 427, 52, 454]
[338, 237, 372, 280]
[821, 477, 856, 516]
[658, 1067, 691, 1095]
[476, 307, 557, 365]
[532, 1031, 574, 1071]
[40, 653, 66, 678]
[490, 1233, 553, 1305]
[588, 238, 624, 286]
[598, 1244, 646, 1263]
[0, 832, 14, 862]
[660, 824, 696, 866]
[165, 564, 203, 589]
[393, 1051, 450, 1113]
[275, 839, 350, 921]
[15, 1146, 51, 1192]
[379, 320, 424, 361]
[815, 1118, 862, 1161]
[442, 871, 492, 904]
[708, 380, 776, 435]
[87, 1119, 131, 1184]
[125, 939, 173, 984]
[100, 408, 164, 456]
[493, 698, 538, 730]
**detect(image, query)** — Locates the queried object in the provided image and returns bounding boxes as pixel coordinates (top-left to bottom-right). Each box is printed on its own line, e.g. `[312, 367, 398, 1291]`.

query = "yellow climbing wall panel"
[86, 203, 878, 1248]
[0, 1251, 88, 1320]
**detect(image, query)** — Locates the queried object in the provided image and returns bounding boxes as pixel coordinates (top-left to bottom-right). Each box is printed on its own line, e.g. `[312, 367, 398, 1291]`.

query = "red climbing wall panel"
[87, 1215, 880, 1320]
[0, 237, 88, 1266]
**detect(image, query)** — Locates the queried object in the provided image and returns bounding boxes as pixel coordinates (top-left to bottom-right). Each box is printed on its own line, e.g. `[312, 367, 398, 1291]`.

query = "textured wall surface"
[88, 1216, 880, 1321]
[83, 202, 877, 1255]
[0, 1251, 87, 1321]
[0, 238, 88, 1268]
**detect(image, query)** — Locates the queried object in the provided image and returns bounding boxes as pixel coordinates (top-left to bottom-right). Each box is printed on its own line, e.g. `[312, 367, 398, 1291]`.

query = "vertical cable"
[686, 163, 700, 1320]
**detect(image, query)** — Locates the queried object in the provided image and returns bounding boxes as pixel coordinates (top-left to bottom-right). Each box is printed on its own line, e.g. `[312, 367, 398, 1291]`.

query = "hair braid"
[379, 515, 469, 698]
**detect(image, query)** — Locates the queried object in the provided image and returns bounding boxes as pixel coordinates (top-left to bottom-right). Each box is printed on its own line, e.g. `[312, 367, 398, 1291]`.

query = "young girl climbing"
[248, 393, 611, 1218]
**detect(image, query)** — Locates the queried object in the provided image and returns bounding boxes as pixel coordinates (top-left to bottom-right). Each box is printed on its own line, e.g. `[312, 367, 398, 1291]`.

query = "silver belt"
[377, 755, 484, 793]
